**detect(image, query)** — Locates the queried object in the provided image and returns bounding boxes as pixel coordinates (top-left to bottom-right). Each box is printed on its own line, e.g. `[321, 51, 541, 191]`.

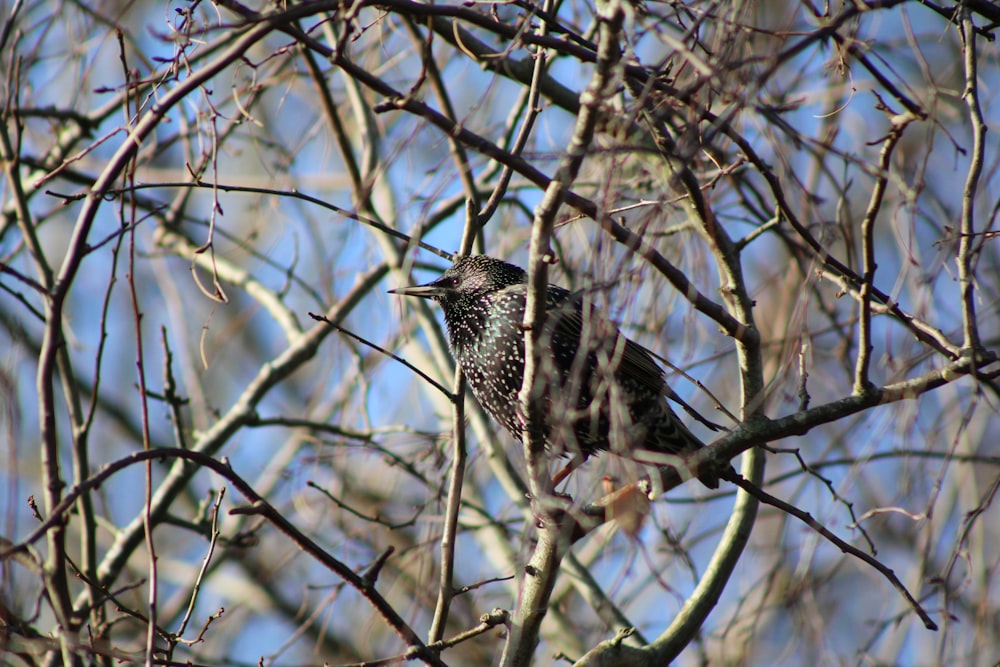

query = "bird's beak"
[388, 282, 443, 299]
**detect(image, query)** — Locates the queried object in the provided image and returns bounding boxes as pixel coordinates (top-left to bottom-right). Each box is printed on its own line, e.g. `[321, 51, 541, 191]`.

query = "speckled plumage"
[391, 255, 719, 488]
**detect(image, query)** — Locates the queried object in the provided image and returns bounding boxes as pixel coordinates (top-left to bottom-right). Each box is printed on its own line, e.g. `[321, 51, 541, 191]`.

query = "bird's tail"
[637, 405, 726, 489]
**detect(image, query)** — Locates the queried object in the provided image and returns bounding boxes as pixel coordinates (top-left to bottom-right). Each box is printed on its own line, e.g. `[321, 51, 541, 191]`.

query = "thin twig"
[309, 312, 455, 400]
[854, 103, 914, 393]
[722, 472, 938, 631]
[957, 9, 985, 352]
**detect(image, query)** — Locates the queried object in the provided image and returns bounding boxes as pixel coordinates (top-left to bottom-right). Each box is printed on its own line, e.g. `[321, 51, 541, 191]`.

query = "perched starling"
[391, 255, 721, 489]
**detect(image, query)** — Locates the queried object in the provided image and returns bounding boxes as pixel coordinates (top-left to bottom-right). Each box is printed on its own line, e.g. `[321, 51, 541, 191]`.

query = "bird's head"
[389, 255, 527, 304]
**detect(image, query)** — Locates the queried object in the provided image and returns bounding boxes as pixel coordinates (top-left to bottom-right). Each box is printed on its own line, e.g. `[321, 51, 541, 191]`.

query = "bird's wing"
[543, 286, 668, 397]
[619, 337, 670, 395]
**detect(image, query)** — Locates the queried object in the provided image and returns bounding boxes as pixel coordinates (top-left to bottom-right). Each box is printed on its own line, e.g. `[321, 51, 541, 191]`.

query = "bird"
[390, 254, 723, 489]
